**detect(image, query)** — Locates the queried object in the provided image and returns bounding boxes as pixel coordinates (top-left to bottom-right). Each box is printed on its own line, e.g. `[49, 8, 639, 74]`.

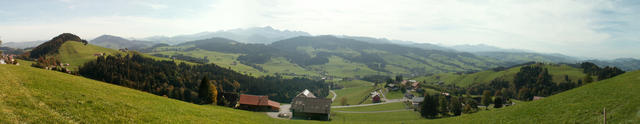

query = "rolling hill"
[0, 63, 286, 123]
[90, 35, 156, 50]
[411, 63, 589, 87]
[2, 60, 638, 123]
[149, 36, 505, 78]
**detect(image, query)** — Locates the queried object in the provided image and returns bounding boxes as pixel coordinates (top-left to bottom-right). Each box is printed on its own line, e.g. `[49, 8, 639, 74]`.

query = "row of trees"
[420, 94, 481, 118]
[467, 62, 624, 101]
[152, 54, 210, 64]
[78, 53, 329, 105]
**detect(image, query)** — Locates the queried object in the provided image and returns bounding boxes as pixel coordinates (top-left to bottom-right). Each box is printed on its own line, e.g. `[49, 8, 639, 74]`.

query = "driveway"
[266, 104, 291, 119]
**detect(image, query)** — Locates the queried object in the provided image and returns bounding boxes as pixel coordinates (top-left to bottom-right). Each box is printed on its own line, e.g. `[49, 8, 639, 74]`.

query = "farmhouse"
[290, 90, 332, 121]
[238, 94, 280, 112]
[371, 91, 382, 103]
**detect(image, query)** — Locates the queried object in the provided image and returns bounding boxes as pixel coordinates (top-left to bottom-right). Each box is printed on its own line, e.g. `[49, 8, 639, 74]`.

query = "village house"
[371, 91, 382, 103]
[290, 89, 332, 121]
[533, 96, 545, 101]
[412, 97, 424, 110]
[238, 94, 280, 112]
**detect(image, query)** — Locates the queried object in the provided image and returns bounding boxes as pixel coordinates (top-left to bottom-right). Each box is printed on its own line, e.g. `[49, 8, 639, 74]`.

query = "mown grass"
[0, 64, 289, 123]
[1, 64, 637, 123]
[55, 41, 125, 70]
[330, 80, 379, 106]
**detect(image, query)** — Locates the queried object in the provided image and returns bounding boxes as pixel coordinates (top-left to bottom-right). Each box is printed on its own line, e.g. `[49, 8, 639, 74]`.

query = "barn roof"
[295, 89, 316, 98]
[291, 97, 332, 114]
[238, 94, 280, 109]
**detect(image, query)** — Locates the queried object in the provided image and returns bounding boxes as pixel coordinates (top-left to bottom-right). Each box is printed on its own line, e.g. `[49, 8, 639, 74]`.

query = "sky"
[0, 0, 638, 59]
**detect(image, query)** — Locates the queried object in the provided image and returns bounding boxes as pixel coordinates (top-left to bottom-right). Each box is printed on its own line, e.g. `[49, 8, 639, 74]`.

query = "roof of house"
[412, 97, 424, 103]
[291, 97, 332, 114]
[238, 94, 280, 109]
[295, 89, 316, 98]
[411, 82, 420, 87]
[533, 96, 545, 100]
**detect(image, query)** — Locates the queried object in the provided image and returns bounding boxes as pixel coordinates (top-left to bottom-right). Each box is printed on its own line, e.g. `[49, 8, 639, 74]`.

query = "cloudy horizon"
[0, 0, 639, 59]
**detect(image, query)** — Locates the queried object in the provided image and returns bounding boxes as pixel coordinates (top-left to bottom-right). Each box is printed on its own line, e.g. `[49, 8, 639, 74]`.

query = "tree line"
[78, 52, 329, 105]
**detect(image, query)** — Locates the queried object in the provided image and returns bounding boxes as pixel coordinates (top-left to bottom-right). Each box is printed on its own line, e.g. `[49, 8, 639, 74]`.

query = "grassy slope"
[329, 80, 379, 106]
[56, 41, 195, 71]
[149, 49, 265, 76]
[0, 64, 288, 123]
[424, 70, 640, 123]
[412, 64, 588, 87]
[55, 41, 125, 70]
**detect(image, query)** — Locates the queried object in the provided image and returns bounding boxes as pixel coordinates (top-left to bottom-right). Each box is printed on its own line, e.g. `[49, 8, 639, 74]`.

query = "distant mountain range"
[2, 40, 46, 49]
[90, 35, 156, 50]
[2, 27, 638, 71]
[141, 26, 310, 44]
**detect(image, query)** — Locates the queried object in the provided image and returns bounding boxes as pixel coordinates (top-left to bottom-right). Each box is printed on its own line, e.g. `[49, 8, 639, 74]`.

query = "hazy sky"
[0, 0, 638, 59]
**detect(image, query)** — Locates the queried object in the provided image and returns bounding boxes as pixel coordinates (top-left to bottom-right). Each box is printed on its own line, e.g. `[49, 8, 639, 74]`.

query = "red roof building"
[238, 94, 280, 112]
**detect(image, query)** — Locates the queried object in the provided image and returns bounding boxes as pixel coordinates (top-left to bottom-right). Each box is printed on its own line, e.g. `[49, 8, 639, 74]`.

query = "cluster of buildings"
[236, 89, 332, 121]
[0, 54, 19, 65]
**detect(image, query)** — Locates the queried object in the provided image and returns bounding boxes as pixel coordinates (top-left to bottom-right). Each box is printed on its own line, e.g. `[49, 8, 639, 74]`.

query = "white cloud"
[0, 0, 638, 59]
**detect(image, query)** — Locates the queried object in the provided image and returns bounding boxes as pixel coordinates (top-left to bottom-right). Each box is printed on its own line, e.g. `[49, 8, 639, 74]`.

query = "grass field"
[329, 80, 380, 106]
[148, 49, 265, 76]
[333, 102, 408, 112]
[1, 63, 638, 123]
[55, 41, 125, 70]
[412, 64, 590, 87]
[0, 64, 287, 123]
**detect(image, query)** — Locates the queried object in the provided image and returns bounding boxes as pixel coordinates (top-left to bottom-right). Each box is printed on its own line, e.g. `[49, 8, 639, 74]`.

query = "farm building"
[238, 94, 280, 112]
[290, 90, 332, 121]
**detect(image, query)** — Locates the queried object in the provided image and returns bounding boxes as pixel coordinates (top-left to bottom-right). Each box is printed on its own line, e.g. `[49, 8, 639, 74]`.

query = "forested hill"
[78, 53, 329, 103]
[152, 35, 504, 78]
[28, 33, 88, 58]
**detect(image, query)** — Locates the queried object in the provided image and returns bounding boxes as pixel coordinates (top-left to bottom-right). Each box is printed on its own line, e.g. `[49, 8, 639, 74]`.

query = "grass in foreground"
[0, 64, 286, 123]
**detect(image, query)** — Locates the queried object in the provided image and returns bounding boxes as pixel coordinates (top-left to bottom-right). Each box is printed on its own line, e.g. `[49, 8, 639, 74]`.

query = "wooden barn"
[290, 89, 332, 120]
[238, 94, 280, 112]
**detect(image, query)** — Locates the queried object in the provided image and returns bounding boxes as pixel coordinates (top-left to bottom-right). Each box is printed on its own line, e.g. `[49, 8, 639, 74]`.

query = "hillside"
[54, 41, 125, 70]
[412, 63, 588, 87]
[90, 35, 156, 50]
[0, 64, 286, 123]
[426, 70, 640, 123]
[149, 36, 505, 78]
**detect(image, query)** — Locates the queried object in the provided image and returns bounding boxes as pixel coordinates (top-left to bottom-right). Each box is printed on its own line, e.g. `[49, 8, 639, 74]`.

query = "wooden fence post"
[603, 107, 606, 124]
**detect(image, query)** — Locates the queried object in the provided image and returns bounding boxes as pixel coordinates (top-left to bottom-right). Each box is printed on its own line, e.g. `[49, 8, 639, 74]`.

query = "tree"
[395, 75, 404, 82]
[481, 90, 492, 109]
[449, 96, 462, 116]
[463, 103, 473, 114]
[438, 95, 449, 116]
[493, 96, 503, 108]
[420, 94, 439, 118]
[340, 97, 348, 106]
[584, 74, 594, 83]
[517, 88, 531, 100]
[199, 76, 218, 104]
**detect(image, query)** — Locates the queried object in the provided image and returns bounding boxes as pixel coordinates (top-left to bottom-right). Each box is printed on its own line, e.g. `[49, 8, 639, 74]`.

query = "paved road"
[331, 98, 405, 108]
[265, 104, 291, 119]
[334, 109, 412, 113]
[330, 90, 337, 101]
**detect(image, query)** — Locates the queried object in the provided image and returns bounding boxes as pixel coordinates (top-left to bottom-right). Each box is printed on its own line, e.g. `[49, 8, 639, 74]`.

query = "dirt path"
[265, 104, 291, 119]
